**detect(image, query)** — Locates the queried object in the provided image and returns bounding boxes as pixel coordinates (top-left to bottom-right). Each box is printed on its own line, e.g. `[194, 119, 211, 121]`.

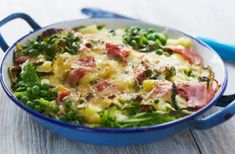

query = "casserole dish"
[0, 13, 235, 145]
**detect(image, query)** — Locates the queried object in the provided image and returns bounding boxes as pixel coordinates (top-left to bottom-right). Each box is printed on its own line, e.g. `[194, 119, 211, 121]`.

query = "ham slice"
[177, 82, 215, 108]
[67, 67, 86, 86]
[105, 43, 129, 63]
[136, 71, 146, 83]
[165, 45, 202, 65]
[149, 81, 172, 98]
[79, 56, 96, 67]
[95, 80, 118, 97]
[67, 56, 96, 86]
[41, 28, 63, 38]
[96, 80, 111, 91]
[14, 55, 30, 64]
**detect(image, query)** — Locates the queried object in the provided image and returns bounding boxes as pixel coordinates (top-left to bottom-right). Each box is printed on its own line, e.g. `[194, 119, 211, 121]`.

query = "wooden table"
[0, 0, 235, 153]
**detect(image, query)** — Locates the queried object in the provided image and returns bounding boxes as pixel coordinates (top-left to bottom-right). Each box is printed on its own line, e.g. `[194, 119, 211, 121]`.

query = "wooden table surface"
[0, 0, 235, 153]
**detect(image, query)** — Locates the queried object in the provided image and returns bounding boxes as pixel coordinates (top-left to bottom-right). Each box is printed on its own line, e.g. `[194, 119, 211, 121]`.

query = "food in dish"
[9, 25, 220, 128]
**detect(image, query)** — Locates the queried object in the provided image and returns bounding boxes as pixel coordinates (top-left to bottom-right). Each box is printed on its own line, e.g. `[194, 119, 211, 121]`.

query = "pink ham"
[165, 45, 202, 65]
[95, 80, 118, 97]
[136, 71, 146, 83]
[79, 56, 96, 67]
[105, 43, 129, 63]
[177, 82, 215, 108]
[96, 80, 111, 91]
[14, 55, 30, 64]
[150, 81, 172, 98]
[67, 56, 96, 86]
[67, 67, 86, 86]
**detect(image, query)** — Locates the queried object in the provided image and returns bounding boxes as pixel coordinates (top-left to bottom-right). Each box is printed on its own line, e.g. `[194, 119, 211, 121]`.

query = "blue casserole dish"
[0, 12, 235, 145]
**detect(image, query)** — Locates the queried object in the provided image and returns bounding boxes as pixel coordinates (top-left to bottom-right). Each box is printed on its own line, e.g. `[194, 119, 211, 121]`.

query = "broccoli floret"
[20, 62, 39, 86]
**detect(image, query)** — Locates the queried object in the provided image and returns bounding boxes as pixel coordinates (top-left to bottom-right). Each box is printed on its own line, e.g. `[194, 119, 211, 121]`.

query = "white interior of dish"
[1, 19, 226, 99]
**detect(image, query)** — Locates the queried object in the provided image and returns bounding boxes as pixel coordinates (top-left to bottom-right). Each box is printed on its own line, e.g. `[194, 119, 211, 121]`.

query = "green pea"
[34, 105, 42, 112]
[26, 87, 32, 95]
[155, 39, 162, 47]
[71, 42, 78, 49]
[67, 111, 75, 120]
[74, 36, 80, 42]
[156, 49, 164, 55]
[47, 44, 55, 52]
[65, 100, 72, 108]
[132, 27, 140, 34]
[154, 99, 160, 104]
[40, 90, 48, 97]
[26, 101, 34, 109]
[47, 89, 57, 101]
[139, 35, 148, 46]
[28, 49, 38, 56]
[40, 41, 47, 48]
[123, 35, 130, 43]
[32, 85, 40, 96]
[147, 28, 155, 33]
[79, 99, 85, 104]
[130, 40, 138, 48]
[20, 95, 29, 103]
[51, 105, 59, 112]
[97, 24, 105, 30]
[33, 41, 40, 49]
[49, 90, 58, 100]
[59, 115, 67, 121]
[147, 33, 157, 40]
[156, 33, 167, 45]
[41, 83, 50, 90]
[144, 69, 153, 77]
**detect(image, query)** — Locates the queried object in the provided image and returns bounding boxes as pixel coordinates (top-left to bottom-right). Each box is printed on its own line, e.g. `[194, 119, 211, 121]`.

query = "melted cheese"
[33, 25, 214, 124]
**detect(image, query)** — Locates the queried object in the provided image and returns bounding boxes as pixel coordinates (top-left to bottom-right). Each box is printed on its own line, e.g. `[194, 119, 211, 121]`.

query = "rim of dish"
[0, 18, 228, 133]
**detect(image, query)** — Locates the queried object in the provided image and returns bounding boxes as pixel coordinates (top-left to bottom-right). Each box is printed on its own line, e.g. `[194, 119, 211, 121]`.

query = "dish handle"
[0, 13, 41, 52]
[197, 37, 235, 62]
[190, 94, 235, 129]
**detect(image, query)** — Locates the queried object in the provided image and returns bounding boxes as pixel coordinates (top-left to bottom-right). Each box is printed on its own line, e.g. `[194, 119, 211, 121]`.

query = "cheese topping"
[9, 25, 219, 128]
